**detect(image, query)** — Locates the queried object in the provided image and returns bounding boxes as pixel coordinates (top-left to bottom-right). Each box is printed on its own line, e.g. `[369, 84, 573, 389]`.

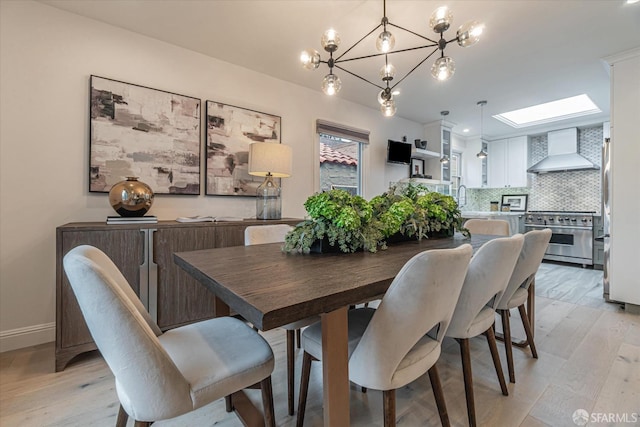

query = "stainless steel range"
[524, 211, 594, 266]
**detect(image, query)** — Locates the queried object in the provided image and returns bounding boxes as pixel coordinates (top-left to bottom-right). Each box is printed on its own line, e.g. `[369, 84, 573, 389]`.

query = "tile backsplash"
[463, 125, 602, 213]
[463, 187, 530, 212]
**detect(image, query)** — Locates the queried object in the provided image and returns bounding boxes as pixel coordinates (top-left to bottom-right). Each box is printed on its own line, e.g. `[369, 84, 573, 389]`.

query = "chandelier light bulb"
[300, 49, 321, 70]
[429, 6, 453, 33]
[376, 30, 396, 53]
[322, 74, 342, 96]
[381, 99, 397, 117]
[431, 56, 455, 81]
[321, 28, 341, 52]
[457, 21, 484, 47]
[379, 63, 397, 81]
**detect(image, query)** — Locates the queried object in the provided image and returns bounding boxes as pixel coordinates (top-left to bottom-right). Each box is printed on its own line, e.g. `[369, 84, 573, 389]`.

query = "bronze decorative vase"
[108, 177, 154, 217]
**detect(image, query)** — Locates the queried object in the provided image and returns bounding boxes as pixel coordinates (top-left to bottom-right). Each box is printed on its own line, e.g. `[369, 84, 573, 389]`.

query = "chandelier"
[300, 0, 484, 117]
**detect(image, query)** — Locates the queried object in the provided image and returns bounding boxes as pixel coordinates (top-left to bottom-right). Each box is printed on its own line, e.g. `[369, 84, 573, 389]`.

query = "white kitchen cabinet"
[464, 137, 487, 188]
[487, 136, 528, 188]
[422, 121, 452, 183]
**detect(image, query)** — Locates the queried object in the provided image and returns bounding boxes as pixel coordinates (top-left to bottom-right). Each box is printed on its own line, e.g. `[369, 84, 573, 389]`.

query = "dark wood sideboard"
[55, 218, 302, 371]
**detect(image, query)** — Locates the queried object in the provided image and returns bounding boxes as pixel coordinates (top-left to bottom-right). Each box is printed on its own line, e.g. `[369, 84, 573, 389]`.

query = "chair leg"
[428, 365, 450, 427]
[296, 352, 313, 427]
[133, 422, 151, 427]
[115, 404, 128, 427]
[296, 328, 302, 349]
[484, 326, 509, 396]
[286, 329, 295, 416]
[260, 376, 276, 427]
[225, 395, 234, 412]
[500, 309, 515, 383]
[383, 389, 396, 427]
[458, 338, 476, 427]
[518, 304, 538, 359]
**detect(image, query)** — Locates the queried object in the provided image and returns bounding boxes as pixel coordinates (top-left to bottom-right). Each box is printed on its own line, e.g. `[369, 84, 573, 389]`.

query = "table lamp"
[248, 142, 292, 220]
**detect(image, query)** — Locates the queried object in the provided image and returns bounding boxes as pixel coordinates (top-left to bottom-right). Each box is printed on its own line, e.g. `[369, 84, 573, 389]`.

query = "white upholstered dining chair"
[244, 224, 320, 416]
[445, 234, 524, 427]
[496, 228, 552, 383]
[63, 245, 276, 427]
[464, 218, 510, 236]
[296, 244, 473, 427]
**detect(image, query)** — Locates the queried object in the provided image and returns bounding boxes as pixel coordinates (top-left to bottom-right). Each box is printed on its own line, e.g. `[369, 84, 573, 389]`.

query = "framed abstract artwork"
[89, 75, 201, 195]
[205, 101, 281, 196]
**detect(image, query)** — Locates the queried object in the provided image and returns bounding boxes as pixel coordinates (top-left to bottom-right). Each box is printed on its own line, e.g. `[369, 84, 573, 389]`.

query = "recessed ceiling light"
[493, 94, 601, 128]
[462, 128, 470, 133]
[626, 0, 639, 4]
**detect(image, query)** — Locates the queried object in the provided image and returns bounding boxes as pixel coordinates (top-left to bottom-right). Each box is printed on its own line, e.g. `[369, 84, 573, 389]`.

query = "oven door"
[524, 224, 593, 265]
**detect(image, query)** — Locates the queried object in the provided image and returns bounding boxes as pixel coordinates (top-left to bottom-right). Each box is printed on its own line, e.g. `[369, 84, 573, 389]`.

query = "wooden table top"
[174, 233, 495, 331]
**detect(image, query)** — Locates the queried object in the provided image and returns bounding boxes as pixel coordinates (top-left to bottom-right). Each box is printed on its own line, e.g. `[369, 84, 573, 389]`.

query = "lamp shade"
[248, 142, 292, 178]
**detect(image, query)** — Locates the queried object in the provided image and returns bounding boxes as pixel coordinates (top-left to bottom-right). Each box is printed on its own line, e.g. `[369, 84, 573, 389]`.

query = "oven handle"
[524, 224, 592, 231]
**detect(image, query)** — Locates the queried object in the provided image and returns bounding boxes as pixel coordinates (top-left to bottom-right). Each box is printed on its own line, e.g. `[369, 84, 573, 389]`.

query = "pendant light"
[476, 100, 488, 158]
[440, 110, 450, 163]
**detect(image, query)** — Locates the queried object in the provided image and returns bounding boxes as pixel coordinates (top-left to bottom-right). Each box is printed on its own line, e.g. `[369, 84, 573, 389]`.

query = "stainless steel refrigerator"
[601, 137, 612, 301]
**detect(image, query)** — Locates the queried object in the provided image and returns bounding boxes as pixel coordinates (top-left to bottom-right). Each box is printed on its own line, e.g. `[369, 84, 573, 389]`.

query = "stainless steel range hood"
[527, 128, 599, 173]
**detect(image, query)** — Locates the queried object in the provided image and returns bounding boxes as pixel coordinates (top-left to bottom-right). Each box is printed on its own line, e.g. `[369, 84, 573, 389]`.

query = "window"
[319, 134, 361, 195]
[316, 120, 368, 196]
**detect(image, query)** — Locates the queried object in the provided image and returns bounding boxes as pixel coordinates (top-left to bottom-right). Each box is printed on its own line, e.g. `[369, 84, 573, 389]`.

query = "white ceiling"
[40, 0, 640, 139]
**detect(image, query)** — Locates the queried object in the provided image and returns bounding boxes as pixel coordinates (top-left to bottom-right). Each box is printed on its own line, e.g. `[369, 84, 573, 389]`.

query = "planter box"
[310, 227, 455, 253]
[310, 237, 341, 253]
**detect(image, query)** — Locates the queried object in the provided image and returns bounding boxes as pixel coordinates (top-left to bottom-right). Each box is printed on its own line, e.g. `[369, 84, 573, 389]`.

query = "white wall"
[607, 49, 640, 306]
[0, 1, 423, 351]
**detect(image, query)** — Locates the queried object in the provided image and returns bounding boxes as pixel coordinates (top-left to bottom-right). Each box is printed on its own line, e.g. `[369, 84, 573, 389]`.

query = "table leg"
[321, 306, 350, 427]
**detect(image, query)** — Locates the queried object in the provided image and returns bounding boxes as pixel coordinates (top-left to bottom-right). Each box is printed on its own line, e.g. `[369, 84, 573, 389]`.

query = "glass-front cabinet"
[422, 120, 453, 183]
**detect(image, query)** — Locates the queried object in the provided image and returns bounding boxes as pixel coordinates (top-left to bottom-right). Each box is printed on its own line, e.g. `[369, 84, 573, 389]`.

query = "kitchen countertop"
[461, 211, 524, 217]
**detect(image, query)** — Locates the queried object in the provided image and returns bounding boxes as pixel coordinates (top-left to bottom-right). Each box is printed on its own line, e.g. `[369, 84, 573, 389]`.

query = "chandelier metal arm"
[390, 47, 439, 90]
[387, 22, 439, 44]
[336, 43, 438, 64]
[335, 24, 382, 61]
[334, 64, 386, 91]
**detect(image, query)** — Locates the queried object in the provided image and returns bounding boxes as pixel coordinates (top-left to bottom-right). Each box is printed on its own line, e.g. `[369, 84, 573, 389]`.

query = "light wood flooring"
[1, 262, 639, 427]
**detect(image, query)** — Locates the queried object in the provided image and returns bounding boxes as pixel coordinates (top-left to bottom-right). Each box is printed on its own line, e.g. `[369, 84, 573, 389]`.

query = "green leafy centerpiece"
[283, 183, 469, 254]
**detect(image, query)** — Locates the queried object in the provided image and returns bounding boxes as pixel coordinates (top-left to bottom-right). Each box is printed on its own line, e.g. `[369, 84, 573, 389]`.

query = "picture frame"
[410, 158, 425, 177]
[501, 194, 529, 212]
[205, 101, 281, 196]
[89, 75, 201, 195]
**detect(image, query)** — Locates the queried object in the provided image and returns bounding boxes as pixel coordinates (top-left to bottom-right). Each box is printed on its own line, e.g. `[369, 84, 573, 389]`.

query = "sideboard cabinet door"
[56, 227, 145, 371]
[153, 226, 219, 330]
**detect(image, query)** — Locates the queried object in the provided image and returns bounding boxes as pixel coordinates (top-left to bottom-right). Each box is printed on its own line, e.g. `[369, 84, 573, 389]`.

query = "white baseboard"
[0, 323, 55, 353]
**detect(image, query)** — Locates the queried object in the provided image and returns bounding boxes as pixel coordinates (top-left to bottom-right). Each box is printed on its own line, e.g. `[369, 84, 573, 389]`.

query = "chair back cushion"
[447, 234, 524, 338]
[63, 245, 192, 421]
[465, 218, 510, 236]
[244, 224, 293, 246]
[348, 244, 472, 390]
[497, 228, 552, 310]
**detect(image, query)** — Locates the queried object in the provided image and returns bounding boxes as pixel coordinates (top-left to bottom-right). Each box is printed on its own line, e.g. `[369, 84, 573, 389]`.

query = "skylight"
[493, 94, 601, 128]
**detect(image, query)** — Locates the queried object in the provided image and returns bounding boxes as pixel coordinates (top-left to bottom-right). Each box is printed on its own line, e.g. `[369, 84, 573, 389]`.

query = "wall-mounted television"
[387, 139, 412, 165]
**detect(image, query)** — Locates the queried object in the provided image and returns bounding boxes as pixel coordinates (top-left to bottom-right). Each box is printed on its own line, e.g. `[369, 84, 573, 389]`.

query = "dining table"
[174, 233, 500, 426]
